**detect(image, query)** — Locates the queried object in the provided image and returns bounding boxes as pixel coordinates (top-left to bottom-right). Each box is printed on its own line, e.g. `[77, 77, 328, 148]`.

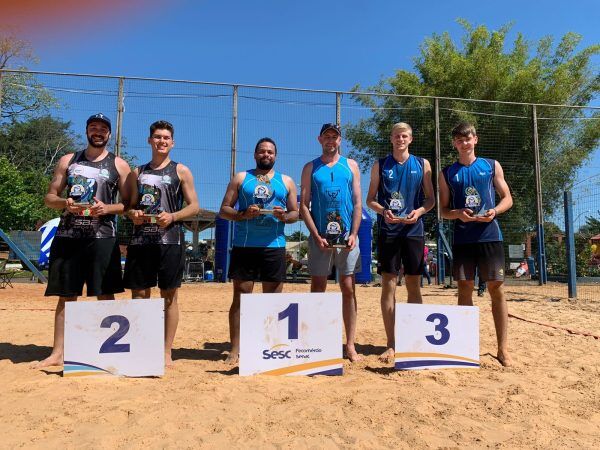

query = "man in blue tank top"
[439, 122, 514, 366]
[124, 121, 200, 367]
[366, 122, 435, 363]
[220, 138, 299, 364]
[34, 113, 135, 369]
[300, 123, 363, 362]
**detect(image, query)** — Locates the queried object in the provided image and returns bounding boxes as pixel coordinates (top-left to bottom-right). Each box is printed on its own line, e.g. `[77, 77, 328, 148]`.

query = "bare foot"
[378, 347, 395, 364]
[345, 345, 362, 362]
[30, 353, 63, 369]
[165, 353, 175, 368]
[497, 349, 513, 367]
[224, 351, 239, 365]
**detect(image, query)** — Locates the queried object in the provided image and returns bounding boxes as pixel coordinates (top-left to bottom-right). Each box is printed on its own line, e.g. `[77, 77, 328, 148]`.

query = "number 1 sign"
[64, 299, 164, 377]
[239, 293, 343, 376]
[394, 304, 480, 370]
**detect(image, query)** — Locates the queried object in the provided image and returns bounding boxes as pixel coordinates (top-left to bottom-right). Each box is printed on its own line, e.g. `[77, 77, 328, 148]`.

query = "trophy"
[139, 184, 162, 223]
[324, 210, 347, 248]
[465, 186, 487, 217]
[69, 176, 95, 216]
[388, 191, 408, 219]
[254, 175, 274, 214]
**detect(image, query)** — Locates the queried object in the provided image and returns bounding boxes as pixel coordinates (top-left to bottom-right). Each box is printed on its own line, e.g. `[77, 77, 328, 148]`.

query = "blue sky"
[7, 0, 599, 234]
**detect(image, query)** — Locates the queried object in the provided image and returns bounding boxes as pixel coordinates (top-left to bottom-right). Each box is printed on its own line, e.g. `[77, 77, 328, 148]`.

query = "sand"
[0, 282, 598, 449]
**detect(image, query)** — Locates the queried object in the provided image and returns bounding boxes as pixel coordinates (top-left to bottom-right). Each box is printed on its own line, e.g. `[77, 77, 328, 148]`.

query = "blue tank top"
[232, 170, 288, 248]
[377, 154, 424, 237]
[310, 156, 354, 239]
[442, 157, 503, 244]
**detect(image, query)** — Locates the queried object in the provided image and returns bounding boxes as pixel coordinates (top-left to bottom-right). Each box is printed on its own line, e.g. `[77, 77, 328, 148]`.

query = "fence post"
[230, 85, 238, 180]
[564, 191, 577, 298]
[532, 105, 546, 285]
[115, 77, 125, 157]
[434, 98, 445, 284]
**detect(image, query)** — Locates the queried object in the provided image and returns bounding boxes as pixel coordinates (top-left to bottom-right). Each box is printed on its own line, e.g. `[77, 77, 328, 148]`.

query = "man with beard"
[124, 120, 200, 367]
[300, 123, 362, 362]
[34, 113, 134, 369]
[219, 137, 299, 364]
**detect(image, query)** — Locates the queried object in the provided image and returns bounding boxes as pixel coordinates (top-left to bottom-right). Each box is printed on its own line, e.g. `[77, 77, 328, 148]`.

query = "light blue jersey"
[443, 157, 503, 244]
[233, 170, 288, 248]
[310, 156, 354, 240]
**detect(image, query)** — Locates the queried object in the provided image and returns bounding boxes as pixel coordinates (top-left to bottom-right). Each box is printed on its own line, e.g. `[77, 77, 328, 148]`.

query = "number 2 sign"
[394, 304, 480, 370]
[64, 299, 165, 377]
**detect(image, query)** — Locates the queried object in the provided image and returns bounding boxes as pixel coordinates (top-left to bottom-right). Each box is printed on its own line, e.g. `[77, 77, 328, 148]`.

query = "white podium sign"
[64, 299, 164, 377]
[395, 304, 479, 370]
[240, 293, 343, 376]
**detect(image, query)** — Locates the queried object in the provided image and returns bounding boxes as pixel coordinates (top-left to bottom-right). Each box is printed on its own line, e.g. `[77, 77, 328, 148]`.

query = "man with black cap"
[33, 113, 134, 369]
[300, 123, 363, 362]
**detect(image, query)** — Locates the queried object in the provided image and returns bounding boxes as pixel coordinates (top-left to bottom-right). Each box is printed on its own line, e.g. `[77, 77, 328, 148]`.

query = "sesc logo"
[262, 344, 292, 360]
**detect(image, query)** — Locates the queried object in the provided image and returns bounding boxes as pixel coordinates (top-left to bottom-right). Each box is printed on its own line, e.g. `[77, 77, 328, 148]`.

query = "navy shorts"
[228, 246, 286, 282]
[377, 234, 424, 276]
[124, 244, 185, 290]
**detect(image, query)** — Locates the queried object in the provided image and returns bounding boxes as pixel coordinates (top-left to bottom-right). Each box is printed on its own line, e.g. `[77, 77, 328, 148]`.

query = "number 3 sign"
[394, 304, 480, 370]
[64, 299, 165, 377]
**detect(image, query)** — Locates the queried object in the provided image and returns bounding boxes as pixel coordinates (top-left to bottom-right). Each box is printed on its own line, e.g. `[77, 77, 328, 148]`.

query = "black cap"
[319, 123, 341, 136]
[86, 113, 111, 131]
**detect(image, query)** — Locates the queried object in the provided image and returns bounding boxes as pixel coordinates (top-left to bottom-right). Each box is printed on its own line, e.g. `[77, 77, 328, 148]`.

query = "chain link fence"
[1, 69, 598, 299]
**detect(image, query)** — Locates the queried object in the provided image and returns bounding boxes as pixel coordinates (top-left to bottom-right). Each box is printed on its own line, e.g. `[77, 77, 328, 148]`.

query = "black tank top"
[56, 151, 120, 239]
[129, 161, 183, 245]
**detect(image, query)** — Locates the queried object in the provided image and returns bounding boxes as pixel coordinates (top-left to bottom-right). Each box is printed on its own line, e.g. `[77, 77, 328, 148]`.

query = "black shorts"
[453, 241, 505, 282]
[123, 244, 185, 290]
[45, 237, 124, 297]
[377, 234, 424, 276]
[228, 247, 286, 282]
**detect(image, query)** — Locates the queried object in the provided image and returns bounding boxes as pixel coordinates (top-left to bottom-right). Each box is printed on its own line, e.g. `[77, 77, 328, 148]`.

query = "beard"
[256, 159, 275, 170]
[87, 134, 109, 148]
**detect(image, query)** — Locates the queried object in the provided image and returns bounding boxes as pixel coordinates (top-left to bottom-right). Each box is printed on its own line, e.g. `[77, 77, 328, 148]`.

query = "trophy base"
[471, 211, 488, 217]
[328, 243, 348, 249]
[258, 209, 274, 215]
[393, 214, 409, 219]
[73, 201, 92, 206]
[143, 214, 158, 223]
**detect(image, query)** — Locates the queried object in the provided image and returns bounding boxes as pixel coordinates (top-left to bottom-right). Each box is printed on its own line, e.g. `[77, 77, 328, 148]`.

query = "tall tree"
[0, 27, 55, 121]
[346, 21, 600, 239]
[0, 115, 79, 175]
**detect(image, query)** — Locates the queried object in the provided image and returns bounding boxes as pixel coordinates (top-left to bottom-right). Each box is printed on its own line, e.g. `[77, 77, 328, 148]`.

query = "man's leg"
[310, 275, 328, 293]
[379, 272, 397, 362]
[227, 279, 254, 364]
[404, 275, 423, 304]
[161, 288, 178, 367]
[32, 296, 76, 368]
[262, 281, 283, 294]
[457, 280, 474, 306]
[131, 289, 151, 299]
[339, 274, 360, 362]
[487, 281, 512, 367]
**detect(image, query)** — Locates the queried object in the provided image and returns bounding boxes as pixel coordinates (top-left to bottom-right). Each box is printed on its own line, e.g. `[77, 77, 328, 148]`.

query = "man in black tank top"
[34, 113, 135, 369]
[124, 121, 200, 368]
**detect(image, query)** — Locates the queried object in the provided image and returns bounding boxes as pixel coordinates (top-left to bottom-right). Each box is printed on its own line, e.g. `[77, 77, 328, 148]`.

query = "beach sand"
[0, 282, 598, 449]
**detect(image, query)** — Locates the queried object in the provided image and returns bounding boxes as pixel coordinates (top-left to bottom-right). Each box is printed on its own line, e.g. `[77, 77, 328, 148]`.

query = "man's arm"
[404, 158, 435, 224]
[89, 156, 132, 217]
[438, 170, 475, 222]
[273, 175, 299, 224]
[366, 161, 384, 215]
[479, 160, 513, 222]
[347, 158, 362, 249]
[154, 164, 200, 228]
[45, 154, 71, 210]
[300, 161, 328, 249]
[219, 172, 260, 221]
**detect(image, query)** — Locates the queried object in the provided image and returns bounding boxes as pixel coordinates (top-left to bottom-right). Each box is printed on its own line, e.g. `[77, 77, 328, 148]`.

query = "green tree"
[346, 21, 600, 239]
[286, 230, 308, 242]
[0, 28, 56, 121]
[0, 115, 79, 174]
[0, 155, 56, 230]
